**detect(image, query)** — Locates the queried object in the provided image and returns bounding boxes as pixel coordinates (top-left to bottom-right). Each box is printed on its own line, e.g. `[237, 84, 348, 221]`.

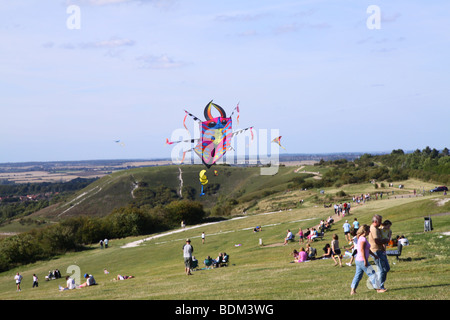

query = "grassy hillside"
[1, 189, 448, 300]
[27, 165, 310, 220]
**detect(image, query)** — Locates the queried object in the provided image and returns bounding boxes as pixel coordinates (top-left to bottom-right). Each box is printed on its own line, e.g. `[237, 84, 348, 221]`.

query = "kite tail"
[183, 112, 189, 131]
[200, 184, 205, 196]
[181, 150, 188, 164]
[230, 102, 240, 126]
[249, 127, 254, 146]
[166, 138, 174, 145]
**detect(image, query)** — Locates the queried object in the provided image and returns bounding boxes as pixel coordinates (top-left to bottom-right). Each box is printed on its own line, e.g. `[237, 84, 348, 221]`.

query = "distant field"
[0, 160, 173, 184]
[0, 170, 107, 183]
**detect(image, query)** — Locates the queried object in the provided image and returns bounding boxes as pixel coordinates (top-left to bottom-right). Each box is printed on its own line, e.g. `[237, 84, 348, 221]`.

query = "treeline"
[290, 146, 449, 189]
[373, 147, 450, 184]
[0, 178, 99, 223]
[0, 177, 98, 196]
[0, 199, 205, 272]
[0, 200, 53, 222]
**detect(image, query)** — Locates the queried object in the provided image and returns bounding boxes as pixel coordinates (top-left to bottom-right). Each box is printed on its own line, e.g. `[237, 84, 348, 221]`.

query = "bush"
[336, 190, 347, 197]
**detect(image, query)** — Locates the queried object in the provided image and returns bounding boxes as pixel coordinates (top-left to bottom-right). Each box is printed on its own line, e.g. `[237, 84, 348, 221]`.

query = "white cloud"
[136, 54, 187, 69]
[70, 0, 178, 8]
[80, 38, 136, 49]
[49, 38, 135, 50]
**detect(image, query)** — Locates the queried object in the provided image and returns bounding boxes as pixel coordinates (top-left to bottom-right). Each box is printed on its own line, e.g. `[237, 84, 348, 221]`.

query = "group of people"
[99, 238, 109, 249]
[203, 252, 229, 269]
[45, 269, 62, 281]
[59, 273, 97, 291]
[182, 237, 231, 275]
[333, 202, 351, 216]
[291, 243, 317, 263]
[288, 209, 402, 295]
[349, 214, 395, 295]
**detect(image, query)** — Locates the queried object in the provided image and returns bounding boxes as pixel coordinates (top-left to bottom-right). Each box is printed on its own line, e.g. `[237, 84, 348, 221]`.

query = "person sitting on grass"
[321, 243, 332, 259]
[291, 249, 299, 261]
[306, 244, 317, 260]
[213, 253, 223, 267]
[204, 256, 214, 269]
[116, 275, 135, 280]
[308, 228, 319, 242]
[59, 276, 76, 291]
[295, 247, 308, 263]
[253, 226, 262, 232]
[284, 229, 294, 245]
[77, 273, 96, 288]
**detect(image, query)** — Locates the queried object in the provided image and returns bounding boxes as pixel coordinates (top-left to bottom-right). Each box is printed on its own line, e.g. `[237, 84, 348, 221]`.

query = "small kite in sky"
[272, 136, 286, 150]
[115, 140, 125, 147]
[166, 100, 253, 169]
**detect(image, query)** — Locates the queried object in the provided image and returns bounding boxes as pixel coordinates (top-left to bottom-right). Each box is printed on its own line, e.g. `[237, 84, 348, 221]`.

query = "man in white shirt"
[398, 235, 409, 246]
[284, 229, 294, 245]
[59, 276, 76, 291]
[14, 273, 23, 291]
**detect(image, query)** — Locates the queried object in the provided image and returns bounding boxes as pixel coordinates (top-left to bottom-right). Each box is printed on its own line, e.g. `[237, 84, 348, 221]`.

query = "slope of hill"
[30, 165, 312, 220]
[1, 190, 449, 301]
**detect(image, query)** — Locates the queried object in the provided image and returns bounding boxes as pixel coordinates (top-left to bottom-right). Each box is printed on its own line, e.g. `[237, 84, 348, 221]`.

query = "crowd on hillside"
[286, 205, 409, 295]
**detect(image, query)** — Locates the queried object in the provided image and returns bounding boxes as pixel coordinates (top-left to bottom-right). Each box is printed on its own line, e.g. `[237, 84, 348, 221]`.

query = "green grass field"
[1, 189, 449, 300]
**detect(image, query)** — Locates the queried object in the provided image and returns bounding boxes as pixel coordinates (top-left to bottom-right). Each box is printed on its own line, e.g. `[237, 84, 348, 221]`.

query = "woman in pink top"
[350, 225, 381, 295]
[296, 247, 308, 262]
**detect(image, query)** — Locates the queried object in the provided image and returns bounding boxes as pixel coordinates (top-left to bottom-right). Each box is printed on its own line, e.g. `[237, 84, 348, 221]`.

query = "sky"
[1, 0, 449, 163]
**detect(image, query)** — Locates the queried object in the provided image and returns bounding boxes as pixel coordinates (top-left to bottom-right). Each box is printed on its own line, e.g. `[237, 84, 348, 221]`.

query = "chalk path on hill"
[120, 207, 350, 248]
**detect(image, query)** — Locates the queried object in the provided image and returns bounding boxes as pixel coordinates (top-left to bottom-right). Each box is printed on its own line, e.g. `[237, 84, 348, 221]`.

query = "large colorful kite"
[166, 100, 253, 169]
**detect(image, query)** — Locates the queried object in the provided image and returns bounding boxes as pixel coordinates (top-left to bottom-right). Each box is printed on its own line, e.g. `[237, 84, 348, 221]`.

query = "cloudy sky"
[1, 0, 449, 163]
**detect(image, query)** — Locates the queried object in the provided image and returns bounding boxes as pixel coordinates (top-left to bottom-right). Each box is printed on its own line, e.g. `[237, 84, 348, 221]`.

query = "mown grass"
[0, 190, 448, 300]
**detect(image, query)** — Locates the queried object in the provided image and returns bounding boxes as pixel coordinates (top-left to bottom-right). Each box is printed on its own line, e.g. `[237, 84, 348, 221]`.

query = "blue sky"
[1, 0, 449, 163]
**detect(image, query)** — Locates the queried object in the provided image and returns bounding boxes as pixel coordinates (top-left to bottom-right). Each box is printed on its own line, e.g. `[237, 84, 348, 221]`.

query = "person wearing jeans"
[369, 214, 390, 292]
[350, 225, 381, 295]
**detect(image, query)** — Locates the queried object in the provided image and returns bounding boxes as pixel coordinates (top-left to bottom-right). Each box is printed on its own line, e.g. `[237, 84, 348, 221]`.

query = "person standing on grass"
[369, 214, 390, 292]
[32, 274, 39, 288]
[353, 218, 360, 231]
[350, 225, 381, 295]
[343, 220, 351, 242]
[183, 238, 194, 275]
[298, 228, 304, 244]
[331, 234, 342, 267]
[14, 273, 23, 291]
[201, 232, 205, 244]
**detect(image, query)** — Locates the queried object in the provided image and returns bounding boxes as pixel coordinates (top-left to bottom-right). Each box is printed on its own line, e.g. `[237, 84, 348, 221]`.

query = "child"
[298, 228, 304, 244]
[331, 234, 342, 267]
[345, 230, 358, 266]
[291, 249, 299, 261]
[380, 220, 392, 250]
